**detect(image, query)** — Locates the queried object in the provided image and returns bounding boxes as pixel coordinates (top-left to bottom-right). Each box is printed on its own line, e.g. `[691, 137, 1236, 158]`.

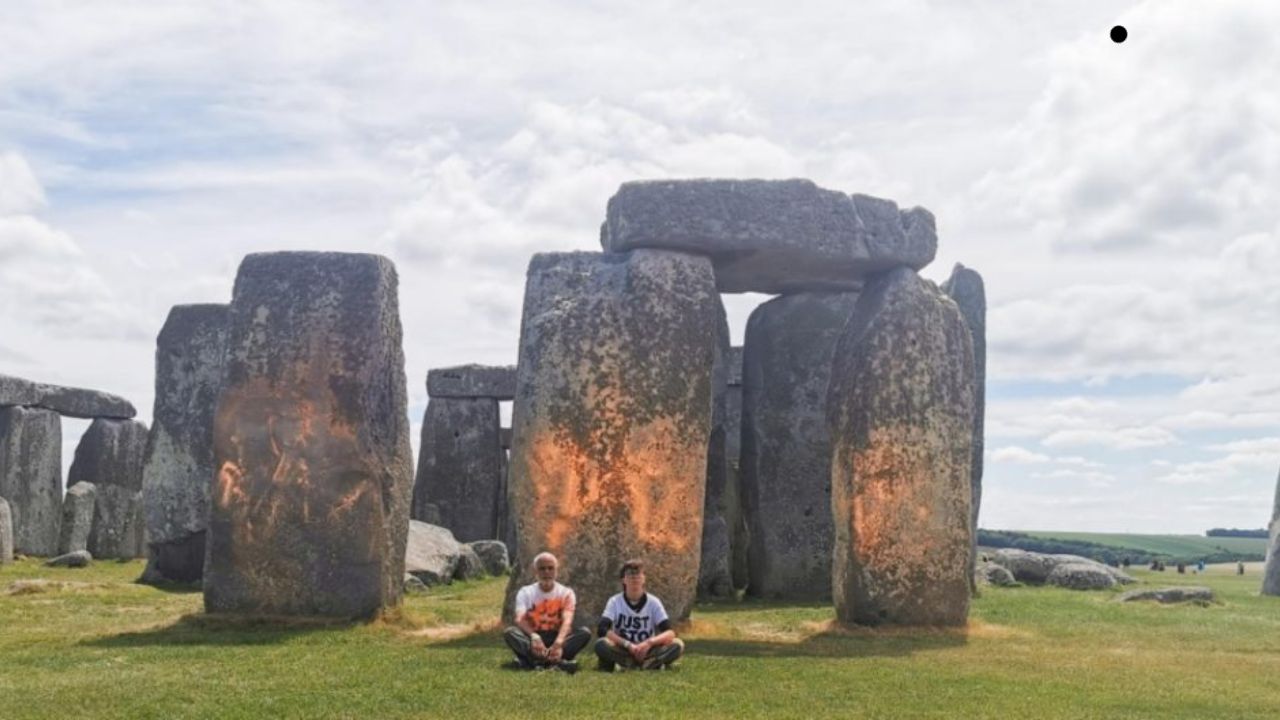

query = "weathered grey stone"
[1046, 562, 1116, 590]
[45, 549, 92, 568]
[742, 292, 859, 600]
[600, 179, 936, 294]
[1050, 554, 1135, 585]
[505, 250, 718, 628]
[698, 299, 734, 599]
[727, 346, 744, 387]
[1118, 586, 1216, 604]
[828, 267, 974, 626]
[426, 365, 517, 400]
[990, 549, 1134, 585]
[0, 406, 62, 556]
[469, 539, 510, 576]
[500, 428, 512, 450]
[403, 573, 428, 594]
[942, 264, 985, 592]
[58, 482, 96, 555]
[454, 544, 485, 581]
[411, 397, 503, 542]
[405, 520, 464, 587]
[205, 252, 414, 618]
[1264, 467, 1280, 596]
[0, 373, 135, 419]
[977, 561, 1017, 587]
[0, 496, 12, 563]
[141, 303, 227, 584]
[67, 418, 148, 560]
[725, 347, 748, 590]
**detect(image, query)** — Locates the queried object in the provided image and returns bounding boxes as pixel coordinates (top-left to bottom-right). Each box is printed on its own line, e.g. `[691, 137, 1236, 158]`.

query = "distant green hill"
[978, 529, 1267, 564]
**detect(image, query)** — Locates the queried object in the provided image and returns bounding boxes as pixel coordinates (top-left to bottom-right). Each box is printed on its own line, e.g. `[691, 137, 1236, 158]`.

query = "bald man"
[503, 552, 592, 673]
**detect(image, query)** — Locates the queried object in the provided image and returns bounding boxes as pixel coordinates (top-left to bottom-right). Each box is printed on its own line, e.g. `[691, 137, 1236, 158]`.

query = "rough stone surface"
[828, 267, 975, 626]
[942, 264, 985, 591]
[58, 482, 97, 555]
[725, 347, 748, 589]
[990, 549, 1134, 585]
[45, 550, 92, 568]
[1050, 554, 1136, 585]
[1264, 468, 1280, 596]
[205, 252, 414, 618]
[469, 540, 510, 576]
[67, 418, 148, 560]
[426, 365, 517, 400]
[454, 544, 485, 581]
[1046, 562, 1117, 590]
[505, 250, 718, 628]
[0, 406, 62, 556]
[141, 303, 228, 584]
[698, 299, 734, 599]
[0, 373, 136, 419]
[742, 292, 859, 600]
[0, 496, 12, 563]
[1118, 586, 1216, 604]
[403, 573, 428, 594]
[600, 179, 936, 294]
[405, 520, 464, 587]
[977, 561, 1017, 587]
[411, 397, 503, 542]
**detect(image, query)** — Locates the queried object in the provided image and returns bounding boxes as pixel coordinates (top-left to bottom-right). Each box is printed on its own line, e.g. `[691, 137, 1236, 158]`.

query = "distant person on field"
[503, 552, 592, 673]
[594, 559, 684, 671]
[1237, 561, 1245, 575]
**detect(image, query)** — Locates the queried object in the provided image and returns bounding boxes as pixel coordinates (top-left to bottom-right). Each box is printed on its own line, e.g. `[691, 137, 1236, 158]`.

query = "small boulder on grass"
[977, 561, 1018, 587]
[405, 521, 464, 587]
[468, 540, 510, 576]
[1117, 586, 1216, 604]
[45, 550, 93, 568]
[1046, 562, 1116, 590]
[453, 544, 485, 581]
[403, 573, 428, 594]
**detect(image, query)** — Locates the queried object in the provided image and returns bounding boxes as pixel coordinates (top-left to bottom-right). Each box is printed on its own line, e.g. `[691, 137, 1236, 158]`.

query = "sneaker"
[557, 660, 579, 675]
[641, 655, 664, 671]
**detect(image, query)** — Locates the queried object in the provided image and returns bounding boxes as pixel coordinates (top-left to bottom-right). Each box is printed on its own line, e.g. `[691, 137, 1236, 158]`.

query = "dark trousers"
[594, 637, 685, 670]
[503, 626, 591, 667]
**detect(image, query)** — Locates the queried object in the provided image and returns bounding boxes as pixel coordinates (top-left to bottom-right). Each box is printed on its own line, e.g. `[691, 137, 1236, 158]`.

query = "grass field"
[3, 558, 1280, 719]
[1017, 531, 1269, 558]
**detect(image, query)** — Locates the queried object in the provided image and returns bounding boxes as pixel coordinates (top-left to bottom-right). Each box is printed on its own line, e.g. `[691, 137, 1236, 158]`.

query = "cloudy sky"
[2, 0, 1277, 534]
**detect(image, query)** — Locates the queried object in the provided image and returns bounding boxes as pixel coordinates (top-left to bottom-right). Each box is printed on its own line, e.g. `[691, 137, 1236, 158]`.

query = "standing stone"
[205, 252, 414, 618]
[741, 292, 859, 600]
[600, 179, 936, 294]
[0, 406, 62, 556]
[505, 250, 717, 627]
[0, 496, 12, 563]
[827, 267, 975, 626]
[58, 482, 97, 555]
[142, 304, 228, 583]
[942, 264, 986, 592]
[426, 365, 517, 399]
[1263, 467, 1280, 596]
[726, 346, 749, 590]
[67, 418, 148, 559]
[411, 396, 503, 542]
[698, 300, 734, 598]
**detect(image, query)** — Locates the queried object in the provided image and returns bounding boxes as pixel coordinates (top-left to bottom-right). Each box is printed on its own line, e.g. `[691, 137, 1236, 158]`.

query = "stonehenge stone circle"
[698, 299, 734, 598]
[0, 406, 62, 556]
[412, 395, 503, 542]
[141, 303, 228, 583]
[426, 365, 516, 399]
[828, 267, 975, 626]
[0, 496, 12, 563]
[58, 481, 96, 555]
[0, 373, 136, 419]
[1264, 468, 1280, 596]
[741, 292, 859, 600]
[600, 179, 936, 294]
[205, 252, 413, 618]
[505, 249, 717, 627]
[67, 418, 148, 559]
[942, 263, 986, 590]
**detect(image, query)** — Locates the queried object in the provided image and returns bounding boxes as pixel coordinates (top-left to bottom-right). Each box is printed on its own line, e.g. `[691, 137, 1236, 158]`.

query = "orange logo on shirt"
[529, 597, 570, 632]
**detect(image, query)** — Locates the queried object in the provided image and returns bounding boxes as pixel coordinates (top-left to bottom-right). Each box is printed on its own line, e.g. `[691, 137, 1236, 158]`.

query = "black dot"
[1111, 25, 1127, 43]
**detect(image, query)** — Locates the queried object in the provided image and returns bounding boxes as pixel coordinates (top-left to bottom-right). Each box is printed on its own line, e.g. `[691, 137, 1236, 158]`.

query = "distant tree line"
[977, 529, 1265, 565]
[1205, 528, 1269, 538]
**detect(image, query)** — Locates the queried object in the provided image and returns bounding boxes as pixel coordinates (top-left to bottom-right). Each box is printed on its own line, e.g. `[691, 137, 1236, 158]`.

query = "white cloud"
[1042, 426, 1177, 450]
[990, 446, 1052, 464]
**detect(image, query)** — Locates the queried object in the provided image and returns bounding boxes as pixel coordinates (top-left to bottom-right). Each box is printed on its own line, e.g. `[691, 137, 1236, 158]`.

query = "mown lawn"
[2, 559, 1278, 719]
[1018, 531, 1268, 558]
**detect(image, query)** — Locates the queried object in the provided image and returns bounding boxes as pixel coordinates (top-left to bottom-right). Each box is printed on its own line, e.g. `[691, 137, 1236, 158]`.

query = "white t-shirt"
[601, 592, 669, 643]
[515, 582, 576, 632]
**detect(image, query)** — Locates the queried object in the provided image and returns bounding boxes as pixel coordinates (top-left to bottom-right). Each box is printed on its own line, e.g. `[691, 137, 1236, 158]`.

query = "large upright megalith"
[698, 300, 734, 598]
[58, 482, 96, 555]
[205, 252, 414, 618]
[740, 292, 859, 600]
[1264, 468, 1280, 596]
[0, 406, 62, 556]
[506, 250, 717, 626]
[827, 267, 974, 626]
[726, 346, 749, 590]
[0, 496, 13, 563]
[141, 304, 228, 583]
[67, 418, 148, 559]
[942, 264, 986, 591]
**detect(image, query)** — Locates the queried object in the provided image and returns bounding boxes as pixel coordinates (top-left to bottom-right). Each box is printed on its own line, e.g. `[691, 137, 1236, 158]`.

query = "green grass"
[1019, 531, 1269, 558]
[3, 558, 1280, 718]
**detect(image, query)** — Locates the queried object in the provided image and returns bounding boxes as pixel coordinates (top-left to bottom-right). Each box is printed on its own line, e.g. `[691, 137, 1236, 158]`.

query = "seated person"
[503, 552, 592, 672]
[594, 559, 684, 671]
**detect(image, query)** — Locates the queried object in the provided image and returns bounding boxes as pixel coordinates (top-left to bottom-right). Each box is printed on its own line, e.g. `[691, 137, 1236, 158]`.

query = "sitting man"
[503, 551, 592, 672]
[594, 559, 684, 671]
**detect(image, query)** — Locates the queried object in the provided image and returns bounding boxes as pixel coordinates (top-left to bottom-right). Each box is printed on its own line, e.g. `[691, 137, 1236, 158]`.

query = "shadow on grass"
[82, 612, 359, 648]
